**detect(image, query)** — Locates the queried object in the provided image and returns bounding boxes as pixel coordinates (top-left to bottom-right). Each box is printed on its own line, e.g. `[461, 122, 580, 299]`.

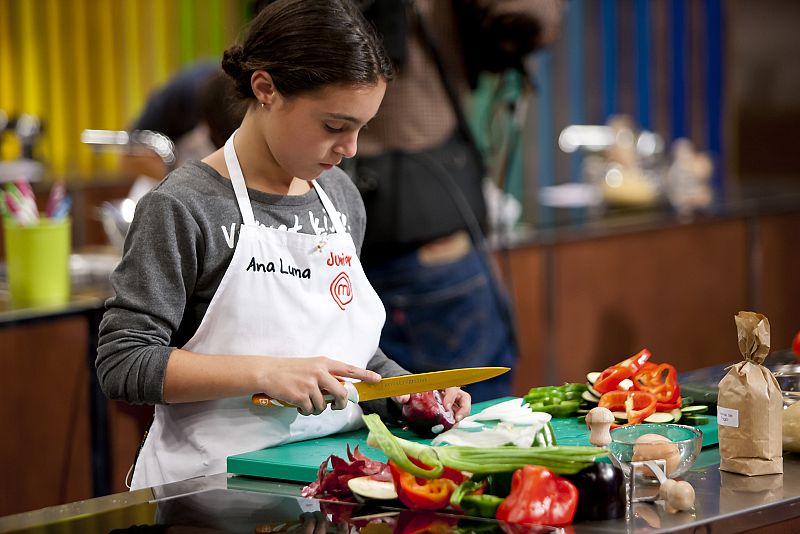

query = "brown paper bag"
[718, 312, 783, 475]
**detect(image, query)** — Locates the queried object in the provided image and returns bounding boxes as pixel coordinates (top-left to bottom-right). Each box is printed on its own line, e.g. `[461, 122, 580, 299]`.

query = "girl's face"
[261, 81, 386, 181]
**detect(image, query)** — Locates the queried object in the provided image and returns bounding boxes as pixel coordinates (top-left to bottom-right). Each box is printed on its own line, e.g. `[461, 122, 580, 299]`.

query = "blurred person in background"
[118, 66, 244, 179]
[117, 0, 275, 179]
[350, 0, 564, 402]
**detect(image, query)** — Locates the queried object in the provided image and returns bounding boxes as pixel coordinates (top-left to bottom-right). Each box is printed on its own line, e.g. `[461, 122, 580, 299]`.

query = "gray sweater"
[97, 161, 406, 419]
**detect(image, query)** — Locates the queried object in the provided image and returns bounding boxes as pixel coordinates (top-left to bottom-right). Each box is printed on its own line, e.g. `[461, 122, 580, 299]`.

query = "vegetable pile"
[578, 348, 711, 426]
[301, 414, 619, 527]
[301, 445, 391, 501]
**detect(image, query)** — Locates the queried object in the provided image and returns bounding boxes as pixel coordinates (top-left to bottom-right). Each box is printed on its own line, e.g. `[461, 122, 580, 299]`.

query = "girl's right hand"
[263, 356, 381, 416]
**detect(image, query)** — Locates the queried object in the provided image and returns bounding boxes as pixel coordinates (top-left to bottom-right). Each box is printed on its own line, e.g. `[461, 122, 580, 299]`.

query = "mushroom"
[662, 480, 695, 511]
[586, 407, 615, 447]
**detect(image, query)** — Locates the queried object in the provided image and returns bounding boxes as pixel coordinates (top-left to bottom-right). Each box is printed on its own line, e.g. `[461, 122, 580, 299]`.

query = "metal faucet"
[80, 129, 177, 171]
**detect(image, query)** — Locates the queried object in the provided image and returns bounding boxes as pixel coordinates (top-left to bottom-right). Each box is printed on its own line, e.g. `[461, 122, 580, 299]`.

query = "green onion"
[362, 414, 606, 479]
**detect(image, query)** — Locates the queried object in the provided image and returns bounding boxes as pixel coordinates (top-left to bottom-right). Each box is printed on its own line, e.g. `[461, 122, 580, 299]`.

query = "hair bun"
[222, 45, 245, 79]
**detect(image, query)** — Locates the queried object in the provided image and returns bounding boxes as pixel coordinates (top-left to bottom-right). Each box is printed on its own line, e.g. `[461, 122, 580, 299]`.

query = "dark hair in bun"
[221, 0, 393, 102]
[221, 45, 248, 96]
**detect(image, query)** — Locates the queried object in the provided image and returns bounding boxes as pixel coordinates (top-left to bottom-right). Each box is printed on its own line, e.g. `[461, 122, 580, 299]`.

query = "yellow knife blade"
[353, 366, 510, 402]
[251, 367, 510, 407]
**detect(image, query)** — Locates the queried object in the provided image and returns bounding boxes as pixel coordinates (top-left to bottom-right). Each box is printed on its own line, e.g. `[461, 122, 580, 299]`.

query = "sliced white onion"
[432, 422, 542, 448]
[454, 419, 484, 430]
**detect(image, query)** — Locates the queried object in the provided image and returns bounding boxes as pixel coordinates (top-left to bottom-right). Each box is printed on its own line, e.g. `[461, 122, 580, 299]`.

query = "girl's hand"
[392, 387, 471, 421]
[441, 387, 471, 421]
[264, 356, 381, 416]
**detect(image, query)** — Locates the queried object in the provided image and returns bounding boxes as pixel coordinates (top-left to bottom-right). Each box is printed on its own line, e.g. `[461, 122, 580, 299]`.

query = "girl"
[97, 0, 470, 490]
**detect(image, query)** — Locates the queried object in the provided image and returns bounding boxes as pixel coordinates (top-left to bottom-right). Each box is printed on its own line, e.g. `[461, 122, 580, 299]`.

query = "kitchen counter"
[500, 181, 800, 248]
[2, 363, 800, 534]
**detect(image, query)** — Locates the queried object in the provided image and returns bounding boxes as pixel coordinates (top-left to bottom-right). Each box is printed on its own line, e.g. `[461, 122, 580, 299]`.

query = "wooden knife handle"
[251, 381, 359, 408]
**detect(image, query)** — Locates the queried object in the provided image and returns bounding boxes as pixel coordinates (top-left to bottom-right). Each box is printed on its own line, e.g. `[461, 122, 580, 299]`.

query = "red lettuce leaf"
[301, 446, 389, 500]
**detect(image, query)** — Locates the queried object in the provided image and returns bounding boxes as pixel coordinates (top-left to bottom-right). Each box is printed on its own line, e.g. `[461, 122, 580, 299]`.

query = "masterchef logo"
[330, 272, 353, 310]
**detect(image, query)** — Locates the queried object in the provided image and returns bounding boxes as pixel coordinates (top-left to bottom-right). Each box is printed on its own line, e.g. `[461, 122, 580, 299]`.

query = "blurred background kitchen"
[1, 0, 799, 518]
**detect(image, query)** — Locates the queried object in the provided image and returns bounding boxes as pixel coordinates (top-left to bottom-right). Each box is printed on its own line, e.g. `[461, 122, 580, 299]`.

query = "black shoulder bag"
[351, 4, 487, 254]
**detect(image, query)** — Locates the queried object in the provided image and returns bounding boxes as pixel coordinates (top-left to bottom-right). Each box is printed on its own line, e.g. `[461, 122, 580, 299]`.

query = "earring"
[260, 103, 265, 109]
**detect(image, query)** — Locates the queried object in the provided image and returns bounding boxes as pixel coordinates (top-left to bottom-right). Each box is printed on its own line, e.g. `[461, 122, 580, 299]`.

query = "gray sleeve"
[359, 348, 410, 423]
[96, 189, 202, 404]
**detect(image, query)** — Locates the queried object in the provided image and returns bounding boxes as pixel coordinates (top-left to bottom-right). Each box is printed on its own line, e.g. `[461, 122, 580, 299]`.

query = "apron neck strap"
[223, 131, 256, 226]
[312, 181, 346, 234]
[223, 131, 346, 234]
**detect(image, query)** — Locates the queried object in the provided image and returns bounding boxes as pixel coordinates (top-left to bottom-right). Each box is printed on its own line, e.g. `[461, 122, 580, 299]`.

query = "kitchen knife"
[251, 366, 510, 407]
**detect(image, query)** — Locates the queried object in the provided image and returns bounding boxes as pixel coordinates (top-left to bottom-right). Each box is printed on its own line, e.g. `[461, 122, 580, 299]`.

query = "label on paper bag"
[717, 406, 739, 428]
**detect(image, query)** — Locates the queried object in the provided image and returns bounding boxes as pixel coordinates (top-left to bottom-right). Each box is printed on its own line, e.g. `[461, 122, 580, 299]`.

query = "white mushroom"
[664, 480, 695, 511]
[585, 407, 615, 447]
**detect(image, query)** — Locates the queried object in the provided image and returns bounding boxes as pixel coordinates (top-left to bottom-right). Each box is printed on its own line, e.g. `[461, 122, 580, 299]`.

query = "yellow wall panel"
[1, 0, 247, 179]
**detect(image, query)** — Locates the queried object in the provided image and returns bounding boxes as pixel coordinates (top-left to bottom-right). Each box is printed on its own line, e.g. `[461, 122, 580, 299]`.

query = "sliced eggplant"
[586, 372, 601, 385]
[612, 411, 628, 421]
[347, 476, 398, 501]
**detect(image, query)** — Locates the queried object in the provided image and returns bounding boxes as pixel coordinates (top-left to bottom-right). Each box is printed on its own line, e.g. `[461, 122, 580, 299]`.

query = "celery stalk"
[362, 414, 606, 479]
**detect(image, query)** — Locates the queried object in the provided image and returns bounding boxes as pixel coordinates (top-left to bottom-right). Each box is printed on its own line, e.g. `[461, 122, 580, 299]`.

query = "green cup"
[3, 218, 71, 307]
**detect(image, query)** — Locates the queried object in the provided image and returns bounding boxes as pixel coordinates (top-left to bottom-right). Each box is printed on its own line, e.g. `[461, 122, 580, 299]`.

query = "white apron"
[130, 132, 386, 489]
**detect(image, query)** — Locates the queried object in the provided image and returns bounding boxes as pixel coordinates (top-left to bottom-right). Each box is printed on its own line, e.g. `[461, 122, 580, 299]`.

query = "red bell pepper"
[394, 511, 459, 534]
[633, 362, 681, 405]
[495, 465, 579, 527]
[593, 349, 652, 394]
[388, 460, 464, 511]
[599, 390, 657, 425]
[793, 330, 800, 358]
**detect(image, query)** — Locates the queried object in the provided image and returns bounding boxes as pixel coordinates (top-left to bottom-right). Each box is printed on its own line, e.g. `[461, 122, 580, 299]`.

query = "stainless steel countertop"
[3, 364, 800, 533]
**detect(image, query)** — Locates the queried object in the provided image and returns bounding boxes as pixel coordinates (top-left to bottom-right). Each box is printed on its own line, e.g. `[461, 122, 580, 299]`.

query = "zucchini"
[587, 384, 603, 398]
[681, 405, 708, 415]
[682, 415, 709, 426]
[643, 412, 675, 424]
[586, 372, 601, 384]
[612, 411, 628, 421]
[577, 415, 586, 424]
[581, 390, 600, 404]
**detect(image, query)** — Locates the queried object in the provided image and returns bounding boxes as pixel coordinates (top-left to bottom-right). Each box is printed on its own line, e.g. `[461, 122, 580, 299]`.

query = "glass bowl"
[608, 424, 703, 480]
[770, 364, 800, 408]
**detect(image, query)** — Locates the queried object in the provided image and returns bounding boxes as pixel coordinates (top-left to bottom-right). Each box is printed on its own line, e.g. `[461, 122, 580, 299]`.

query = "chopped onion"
[461, 399, 552, 426]
[432, 422, 545, 448]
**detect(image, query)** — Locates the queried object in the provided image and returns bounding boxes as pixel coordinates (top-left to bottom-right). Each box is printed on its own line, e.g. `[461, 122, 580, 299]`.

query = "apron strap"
[224, 131, 345, 234]
[223, 131, 256, 226]
[312, 181, 347, 234]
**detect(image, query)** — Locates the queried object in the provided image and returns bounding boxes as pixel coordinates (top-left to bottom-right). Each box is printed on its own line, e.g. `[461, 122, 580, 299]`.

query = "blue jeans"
[365, 245, 516, 402]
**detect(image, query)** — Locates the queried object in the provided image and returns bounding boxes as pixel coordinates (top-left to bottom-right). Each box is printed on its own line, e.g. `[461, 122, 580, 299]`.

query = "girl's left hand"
[393, 387, 471, 422]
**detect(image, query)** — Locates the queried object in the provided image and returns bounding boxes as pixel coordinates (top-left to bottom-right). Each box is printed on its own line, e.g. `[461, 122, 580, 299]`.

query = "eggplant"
[564, 462, 626, 522]
[401, 390, 456, 438]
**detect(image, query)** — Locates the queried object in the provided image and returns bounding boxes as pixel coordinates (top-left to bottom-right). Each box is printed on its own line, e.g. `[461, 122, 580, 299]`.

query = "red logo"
[330, 272, 353, 310]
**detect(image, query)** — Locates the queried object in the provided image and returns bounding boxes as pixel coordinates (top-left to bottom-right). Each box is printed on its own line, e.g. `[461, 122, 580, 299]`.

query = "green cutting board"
[227, 397, 719, 483]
